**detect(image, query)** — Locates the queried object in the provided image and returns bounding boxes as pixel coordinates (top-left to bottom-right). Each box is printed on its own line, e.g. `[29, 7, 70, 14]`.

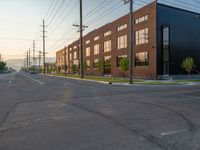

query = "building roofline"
[157, 2, 200, 15]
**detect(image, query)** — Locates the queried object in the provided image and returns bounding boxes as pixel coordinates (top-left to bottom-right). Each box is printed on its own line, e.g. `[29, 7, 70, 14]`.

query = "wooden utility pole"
[42, 20, 46, 74]
[33, 40, 36, 70]
[38, 51, 41, 73]
[64, 46, 67, 76]
[80, 0, 83, 78]
[27, 50, 29, 69]
[73, 0, 88, 78]
[29, 48, 31, 68]
[123, 0, 134, 84]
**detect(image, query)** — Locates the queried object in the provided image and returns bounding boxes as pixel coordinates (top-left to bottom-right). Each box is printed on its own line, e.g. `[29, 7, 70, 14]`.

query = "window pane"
[135, 51, 149, 66]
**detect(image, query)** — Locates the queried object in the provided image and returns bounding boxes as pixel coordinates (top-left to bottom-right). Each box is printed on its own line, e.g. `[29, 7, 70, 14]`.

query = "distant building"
[56, 1, 200, 79]
[56, 48, 68, 73]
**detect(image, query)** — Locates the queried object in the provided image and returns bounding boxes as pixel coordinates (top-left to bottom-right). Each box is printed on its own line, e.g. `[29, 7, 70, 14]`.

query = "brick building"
[56, 48, 68, 73]
[57, 2, 200, 79]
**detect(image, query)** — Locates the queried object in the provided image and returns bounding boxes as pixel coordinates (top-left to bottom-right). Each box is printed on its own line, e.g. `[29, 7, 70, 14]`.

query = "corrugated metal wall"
[157, 4, 200, 75]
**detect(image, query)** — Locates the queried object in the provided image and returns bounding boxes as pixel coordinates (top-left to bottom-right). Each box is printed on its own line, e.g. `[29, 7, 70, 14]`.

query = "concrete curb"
[41, 74, 110, 85]
[40, 74, 199, 86]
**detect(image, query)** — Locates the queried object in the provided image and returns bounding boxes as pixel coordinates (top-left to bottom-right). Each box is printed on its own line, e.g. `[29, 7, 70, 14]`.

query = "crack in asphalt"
[69, 103, 178, 150]
[0, 93, 198, 150]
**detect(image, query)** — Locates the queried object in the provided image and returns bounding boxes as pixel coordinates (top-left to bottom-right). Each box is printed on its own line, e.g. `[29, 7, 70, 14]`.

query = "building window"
[104, 31, 111, 37]
[117, 24, 127, 31]
[135, 51, 149, 66]
[116, 55, 127, 67]
[93, 59, 100, 68]
[73, 60, 79, 66]
[104, 40, 111, 52]
[86, 47, 90, 57]
[74, 51, 77, 59]
[86, 40, 90, 44]
[162, 26, 170, 75]
[73, 46, 77, 49]
[117, 35, 127, 49]
[135, 28, 149, 45]
[69, 48, 72, 51]
[94, 36, 99, 41]
[135, 14, 149, 24]
[104, 56, 112, 74]
[94, 44, 100, 55]
[70, 53, 72, 60]
[85, 60, 90, 69]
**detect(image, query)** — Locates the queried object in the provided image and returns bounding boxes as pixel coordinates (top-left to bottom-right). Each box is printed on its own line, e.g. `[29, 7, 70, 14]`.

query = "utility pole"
[73, 0, 88, 78]
[29, 48, 31, 68]
[38, 51, 41, 73]
[27, 50, 29, 70]
[123, 0, 134, 84]
[64, 46, 67, 76]
[42, 20, 46, 74]
[33, 40, 36, 70]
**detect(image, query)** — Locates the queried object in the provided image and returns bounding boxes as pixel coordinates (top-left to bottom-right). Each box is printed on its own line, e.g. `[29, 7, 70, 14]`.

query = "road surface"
[0, 72, 200, 150]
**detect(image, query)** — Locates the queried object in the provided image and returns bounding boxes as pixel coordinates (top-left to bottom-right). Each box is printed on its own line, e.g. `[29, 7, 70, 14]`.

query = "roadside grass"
[50, 74, 200, 85]
[175, 80, 200, 83]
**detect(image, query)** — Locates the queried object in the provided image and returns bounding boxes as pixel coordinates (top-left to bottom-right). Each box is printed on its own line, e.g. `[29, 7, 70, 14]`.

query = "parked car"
[30, 71, 38, 74]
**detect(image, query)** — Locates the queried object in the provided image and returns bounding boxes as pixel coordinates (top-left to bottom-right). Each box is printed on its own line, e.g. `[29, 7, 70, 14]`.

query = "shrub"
[120, 57, 129, 78]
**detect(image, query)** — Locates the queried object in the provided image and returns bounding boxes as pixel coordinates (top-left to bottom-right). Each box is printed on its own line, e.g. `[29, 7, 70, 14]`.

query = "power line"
[47, 0, 79, 37]
[47, 0, 73, 32]
[47, 0, 66, 26]
[45, 0, 61, 22]
[85, 2, 123, 25]
[160, 0, 200, 13]
[44, 0, 55, 19]
[83, 0, 113, 20]
[175, 0, 200, 10]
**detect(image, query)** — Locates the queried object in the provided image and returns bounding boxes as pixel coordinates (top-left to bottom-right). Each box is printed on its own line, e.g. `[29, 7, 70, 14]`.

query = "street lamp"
[123, 0, 134, 84]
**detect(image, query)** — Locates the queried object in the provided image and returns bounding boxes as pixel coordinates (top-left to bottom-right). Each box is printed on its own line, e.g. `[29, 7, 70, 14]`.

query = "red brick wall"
[66, 2, 157, 79]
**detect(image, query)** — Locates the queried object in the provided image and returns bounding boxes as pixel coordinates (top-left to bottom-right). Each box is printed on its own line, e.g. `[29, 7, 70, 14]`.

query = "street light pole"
[123, 0, 134, 84]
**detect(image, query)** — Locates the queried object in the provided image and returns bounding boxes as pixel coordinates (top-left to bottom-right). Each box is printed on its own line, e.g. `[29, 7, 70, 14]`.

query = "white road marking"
[23, 74, 45, 85]
[160, 129, 188, 137]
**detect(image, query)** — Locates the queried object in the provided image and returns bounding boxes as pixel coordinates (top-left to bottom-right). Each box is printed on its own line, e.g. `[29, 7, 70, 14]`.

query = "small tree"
[71, 64, 77, 74]
[63, 65, 68, 74]
[181, 57, 195, 78]
[57, 66, 61, 74]
[120, 57, 129, 78]
[0, 61, 6, 72]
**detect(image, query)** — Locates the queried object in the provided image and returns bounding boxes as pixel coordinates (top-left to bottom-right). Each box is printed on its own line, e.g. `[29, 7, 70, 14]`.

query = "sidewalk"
[42, 74, 200, 86]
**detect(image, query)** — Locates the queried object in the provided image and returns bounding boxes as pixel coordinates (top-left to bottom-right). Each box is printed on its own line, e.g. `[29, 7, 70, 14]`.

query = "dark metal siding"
[157, 4, 200, 75]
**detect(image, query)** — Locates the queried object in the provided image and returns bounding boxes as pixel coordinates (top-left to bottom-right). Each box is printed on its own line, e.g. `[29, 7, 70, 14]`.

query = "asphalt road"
[0, 72, 200, 150]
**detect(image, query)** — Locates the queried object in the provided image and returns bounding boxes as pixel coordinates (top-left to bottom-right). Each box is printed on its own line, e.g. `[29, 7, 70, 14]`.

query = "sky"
[0, 0, 199, 63]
